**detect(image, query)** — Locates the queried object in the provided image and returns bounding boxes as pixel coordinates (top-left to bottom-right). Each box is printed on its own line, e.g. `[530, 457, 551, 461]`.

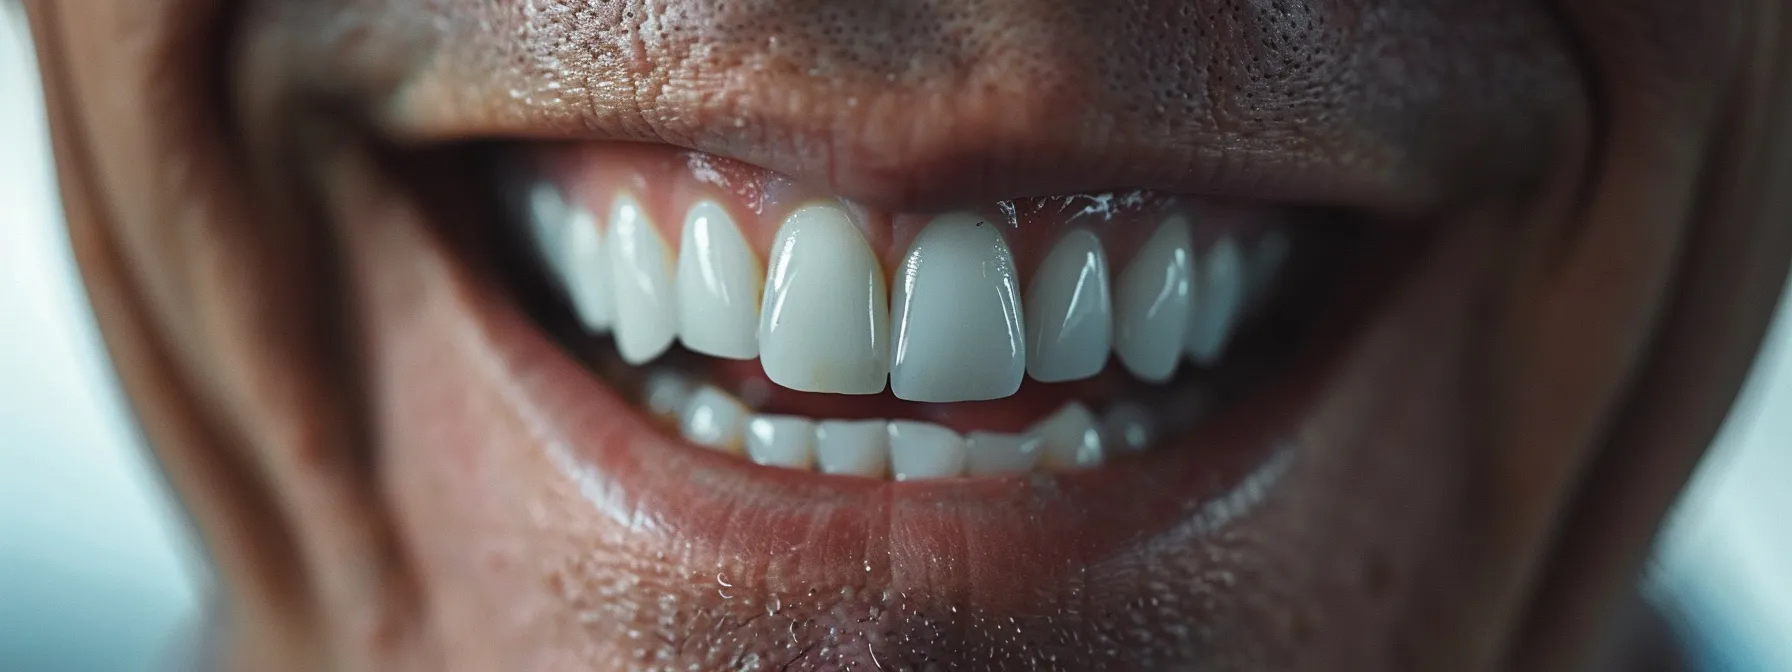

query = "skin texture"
[24, 0, 1792, 669]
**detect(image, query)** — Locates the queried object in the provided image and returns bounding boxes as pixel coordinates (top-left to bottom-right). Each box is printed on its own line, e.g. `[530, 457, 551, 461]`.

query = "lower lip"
[453, 264, 1338, 600]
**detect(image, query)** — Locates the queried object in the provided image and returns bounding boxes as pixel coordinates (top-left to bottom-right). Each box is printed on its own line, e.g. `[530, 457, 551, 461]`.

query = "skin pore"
[25, 1, 1792, 669]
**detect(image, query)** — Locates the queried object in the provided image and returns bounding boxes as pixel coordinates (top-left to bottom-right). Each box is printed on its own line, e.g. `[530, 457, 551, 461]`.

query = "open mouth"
[496, 142, 1380, 483]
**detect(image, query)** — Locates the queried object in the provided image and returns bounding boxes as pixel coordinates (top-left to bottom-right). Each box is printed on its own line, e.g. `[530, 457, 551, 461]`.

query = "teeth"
[1185, 236, 1245, 365]
[814, 419, 889, 477]
[679, 385, 748, 453]
[675, 201, 761, 359]
[757, 204, 890, 395]
[744, 415, 815, 469]
[1114, 216, 1195, 382]
[606, 194, 678, 364]
[1024, 228, 1113, 383]
[563, 205, 616, 332]
[1030, 402, 1105, 470]
[889, 213, 1027, 402]
[965, 431, 1044, 476]
[887, 421, 968, 481]
[643, 370, 695, 422]
[1102, 401, 1157, 453]
[525, 182, 572, 288]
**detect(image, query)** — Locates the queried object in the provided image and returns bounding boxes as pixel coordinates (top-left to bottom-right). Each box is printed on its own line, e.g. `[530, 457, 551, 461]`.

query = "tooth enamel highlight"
[757, 204, 890, 395]
[887, 421, 968, 481]
[1102, 401, 1157, 453]
[563, 205, 616, 332]
[606, 195, 678, 364]
[1114, 216, 1194, 382]
[744, 415, 815, 469]
[643, 370, 695, 422]
[1185, 236, 1245, 365]
[1031, 402, 1105, 470]
[679, 385, 747, 453]
[1025, 228, 1113, 383]
[889, 213, 1027, 403]
[675, 201, 761, 359]
[814, 419, 889, 477]
[965, 431, 1044, 476]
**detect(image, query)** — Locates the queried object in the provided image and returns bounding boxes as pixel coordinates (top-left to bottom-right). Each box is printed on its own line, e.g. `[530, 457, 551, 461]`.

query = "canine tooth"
[887, 421, 967, 481]
[757, 204, 890, 394]
[965, 431, 1044, 476]
[563, 205, 615, 332]
[1102, 401, 1157, 453]
[815, 419, 889, 477]
[1024, 228, 1112, 383]
[1114, 216, 1194, 382]
[744, 415, 815, 469]
[525, 182, 571, 286]
[676, 200, 761, 359]
[1185, 236, 1245, 365]
[1031, 402, 1105, 470]
[606, 194, 678, 363]
[643, 370, 695, 422]
[679, 385, 747, 453]
[889, 213, 1026, 402]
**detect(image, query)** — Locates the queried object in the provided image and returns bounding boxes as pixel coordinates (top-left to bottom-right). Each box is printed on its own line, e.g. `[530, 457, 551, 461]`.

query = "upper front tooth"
[1185, 236, 1245, 365]
[1248, 230, 1290, 306]
[1114, 216, 1195, 382]
[606, 194, 678, 364]
[1024, 228, 1113, 383]
[887, 420, 968, 481]
[675, 200, 761, 360]
[889, 213, 1026, 403]
[525, 181, 571, 287]
[757, 204, 890, 395]
[562, 204, 615, 332]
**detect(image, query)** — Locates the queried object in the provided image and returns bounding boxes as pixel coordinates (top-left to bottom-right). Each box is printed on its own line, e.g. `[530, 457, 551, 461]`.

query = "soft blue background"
[0, 7, 1785, 671]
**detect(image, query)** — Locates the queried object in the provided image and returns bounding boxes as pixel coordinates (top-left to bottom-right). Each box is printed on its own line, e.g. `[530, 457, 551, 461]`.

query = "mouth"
[261, 0, 1581, 665]
[507, 142, 1375, 483]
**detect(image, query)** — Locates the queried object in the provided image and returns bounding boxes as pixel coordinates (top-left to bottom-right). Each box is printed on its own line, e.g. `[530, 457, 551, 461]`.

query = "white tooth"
[1185, 236, 1245, 365]
[525, 182, 571, 285]
[643, 370, 694, 422]
[965, 431, 1044, 476]
[1030, 402, 1105, 470]
[679, 385, 747, 453]
[889, 213, 1026, 402]
[814, 419, 889, 477]
[675, 200, 761, 359]
[757, 204, 890, 394]
[1024, 228, 1112, 383]
[744, 415, 815, 469]
[886, 421, 967, 481]
[606, 194, 678, 364]
[1248, 230, 1290, 305]
[1114, 216, 1194, 382]
[1102, 401, 1157, 453]
[563, 205, 615, 332]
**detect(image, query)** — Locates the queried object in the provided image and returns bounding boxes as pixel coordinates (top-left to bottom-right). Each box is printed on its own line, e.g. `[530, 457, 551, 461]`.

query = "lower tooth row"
[643, 373, 1150, 480]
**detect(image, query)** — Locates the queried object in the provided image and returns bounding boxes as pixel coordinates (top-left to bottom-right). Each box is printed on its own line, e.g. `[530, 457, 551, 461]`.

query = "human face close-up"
[24, 0, 1792, 669]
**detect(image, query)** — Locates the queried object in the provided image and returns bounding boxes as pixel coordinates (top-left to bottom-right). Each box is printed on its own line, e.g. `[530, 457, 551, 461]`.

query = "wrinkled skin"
[25, 0, 1792, 670]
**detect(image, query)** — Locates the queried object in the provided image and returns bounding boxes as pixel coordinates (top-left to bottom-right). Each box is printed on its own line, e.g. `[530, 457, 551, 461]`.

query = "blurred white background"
[0, 7, 1786, 671]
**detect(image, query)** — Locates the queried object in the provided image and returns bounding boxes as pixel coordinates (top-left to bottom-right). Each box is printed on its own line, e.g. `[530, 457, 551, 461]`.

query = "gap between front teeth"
[529, 183, 1286, 401]
[640, 373, 1160, 480]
